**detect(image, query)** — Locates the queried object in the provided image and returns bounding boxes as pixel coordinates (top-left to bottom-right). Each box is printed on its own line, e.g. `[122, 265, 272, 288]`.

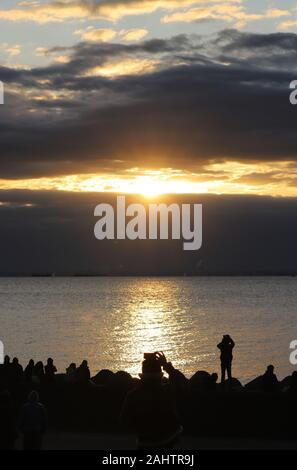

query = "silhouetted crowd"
[1, 335, 297, 450]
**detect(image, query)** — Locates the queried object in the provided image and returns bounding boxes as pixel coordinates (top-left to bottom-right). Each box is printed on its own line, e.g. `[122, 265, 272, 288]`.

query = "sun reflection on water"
[113, 279, 190, 377]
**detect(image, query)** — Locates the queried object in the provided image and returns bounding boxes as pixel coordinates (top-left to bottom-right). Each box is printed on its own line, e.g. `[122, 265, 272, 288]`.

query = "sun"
[138, 179, 166, 198]
[141, 186, 163, 198]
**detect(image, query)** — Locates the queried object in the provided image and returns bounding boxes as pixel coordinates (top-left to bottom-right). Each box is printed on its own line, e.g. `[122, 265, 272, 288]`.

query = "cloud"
[0, 0, 241, 23]
[0, 30, 297, 187]
[1, 43, 22, 57]
[162, 3, 257, 25]
[266, 9, 290, 19]
[214, 28, 297, 64]
[73, 27, 148, 44]
[6, 44, 22, 56]
[83, 57, 160, 77]
[0, 190, 296, 274]
[0, 2, 88, 23]
[162, 4, 291, 28]
[278, 19, 297, 31]
[74, 27, 117, 42]
[119, 29, 149, 42]
[1, 161, 297, 196]
[35, 46, 72, 64]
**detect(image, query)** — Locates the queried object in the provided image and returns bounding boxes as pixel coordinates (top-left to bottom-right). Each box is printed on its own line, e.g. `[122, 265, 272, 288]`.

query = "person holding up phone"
[217, 335, 235, 384]
[120, 351, 183, 450]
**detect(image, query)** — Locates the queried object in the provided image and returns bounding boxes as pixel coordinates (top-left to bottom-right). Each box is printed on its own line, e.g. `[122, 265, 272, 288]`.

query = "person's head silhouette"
[4, 355, 10, 365]
[139, 353, 163, 384]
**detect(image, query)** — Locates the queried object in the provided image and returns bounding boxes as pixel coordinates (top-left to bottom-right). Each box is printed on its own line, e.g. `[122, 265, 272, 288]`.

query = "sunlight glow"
[0, 161, 297, 197]
[83, 58, 159, 78]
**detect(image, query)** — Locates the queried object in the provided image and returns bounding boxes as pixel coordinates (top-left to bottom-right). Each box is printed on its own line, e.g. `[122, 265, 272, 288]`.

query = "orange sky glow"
[1, 161, 297, 197]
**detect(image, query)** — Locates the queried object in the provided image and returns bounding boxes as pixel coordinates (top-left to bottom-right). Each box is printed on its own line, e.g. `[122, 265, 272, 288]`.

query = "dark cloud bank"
[0, 29, 297, 178]
[0, 191, 296, 275]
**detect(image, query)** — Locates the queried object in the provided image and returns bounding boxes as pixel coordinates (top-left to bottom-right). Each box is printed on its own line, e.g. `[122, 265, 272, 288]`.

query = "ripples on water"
[0, 277, 296, 383]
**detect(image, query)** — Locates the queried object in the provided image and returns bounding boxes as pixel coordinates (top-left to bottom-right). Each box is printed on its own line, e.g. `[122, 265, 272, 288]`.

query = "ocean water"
[0, 277, 296, 383]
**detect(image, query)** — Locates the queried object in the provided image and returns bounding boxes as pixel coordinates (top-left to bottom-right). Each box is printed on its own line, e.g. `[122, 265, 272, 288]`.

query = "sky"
[0, 0, 297, 197]
[1, 1, 297, 273]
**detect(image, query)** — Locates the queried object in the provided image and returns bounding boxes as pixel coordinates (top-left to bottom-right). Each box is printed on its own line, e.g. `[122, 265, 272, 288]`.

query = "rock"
[189, 371, 217, 392]
[216, 377, 243, 391]
[91, 369, 115, 386]
[245, 375, 264, 392]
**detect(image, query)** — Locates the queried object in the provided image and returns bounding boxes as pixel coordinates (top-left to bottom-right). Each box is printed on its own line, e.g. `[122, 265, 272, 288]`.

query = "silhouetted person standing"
[44, 358, 57, 383]
[66, 363, 77, 383]
[18, 391, 47, 450]
[76, 360, 90, 384]
[217, 335, 235, 384]
[33, 361, 45, 383]
[120, 352, 182, 449]
[11, 357, 23, 383]
[262, 365, 279, 392]
[24, 359, 35, 383]
[3, 355, 10, 371]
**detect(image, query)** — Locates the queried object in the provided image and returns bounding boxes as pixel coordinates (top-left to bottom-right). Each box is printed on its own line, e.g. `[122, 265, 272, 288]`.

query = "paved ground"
[14, 432, 297, 450]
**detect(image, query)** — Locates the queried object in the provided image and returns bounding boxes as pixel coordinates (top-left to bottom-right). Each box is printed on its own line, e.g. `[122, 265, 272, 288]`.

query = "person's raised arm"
[156, 352, 187, 388]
